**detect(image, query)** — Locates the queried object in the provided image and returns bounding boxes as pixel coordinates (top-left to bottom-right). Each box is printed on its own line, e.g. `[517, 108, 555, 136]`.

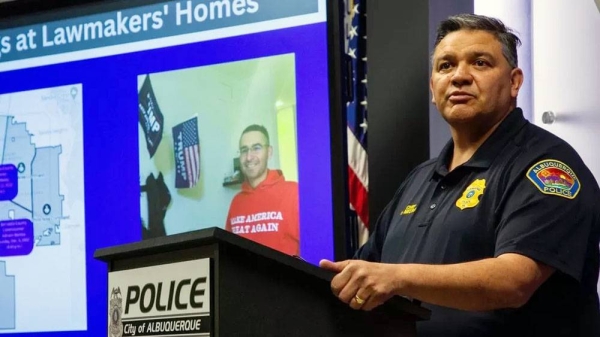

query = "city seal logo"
[108, 287, 123, 337]
[456, 179, 486, 210]
[526, 159, 580, 199]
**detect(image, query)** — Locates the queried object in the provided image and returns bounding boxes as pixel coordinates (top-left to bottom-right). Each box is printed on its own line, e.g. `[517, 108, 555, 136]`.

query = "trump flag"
[138, 75, 164, 158]
[172, 117, 200, 189]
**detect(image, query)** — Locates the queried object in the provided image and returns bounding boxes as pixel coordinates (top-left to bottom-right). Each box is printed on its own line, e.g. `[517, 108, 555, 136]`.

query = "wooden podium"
[94, 227, 430, 336]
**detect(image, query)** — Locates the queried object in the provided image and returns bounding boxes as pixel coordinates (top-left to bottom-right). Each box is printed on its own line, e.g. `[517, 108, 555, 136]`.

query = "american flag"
[172, 117, 200, 188]
[345, 0, 369, 245]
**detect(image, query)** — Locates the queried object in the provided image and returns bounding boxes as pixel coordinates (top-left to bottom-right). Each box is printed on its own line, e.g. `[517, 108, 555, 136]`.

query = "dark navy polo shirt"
[356, 108, 600, 336]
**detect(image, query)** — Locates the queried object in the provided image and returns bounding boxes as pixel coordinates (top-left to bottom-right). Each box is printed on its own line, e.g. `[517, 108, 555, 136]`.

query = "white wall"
[531, 0, 600, 178]
[531, 0, 600, 294]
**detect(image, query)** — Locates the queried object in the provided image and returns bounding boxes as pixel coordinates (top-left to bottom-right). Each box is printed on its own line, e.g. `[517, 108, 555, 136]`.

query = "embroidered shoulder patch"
[400, 204, 417, 215]
[456, 179, 486, 210]
[526, 159, 580, 199]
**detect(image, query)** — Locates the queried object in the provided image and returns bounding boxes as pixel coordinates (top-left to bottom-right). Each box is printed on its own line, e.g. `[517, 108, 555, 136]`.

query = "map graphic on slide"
[0, 84, 87, 333]
[0, 115, 63, 247]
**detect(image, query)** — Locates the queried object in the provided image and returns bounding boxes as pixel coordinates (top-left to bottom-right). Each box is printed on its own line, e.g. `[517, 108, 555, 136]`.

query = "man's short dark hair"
[240, 124, 270, 145]
[433, 14, 521, 68]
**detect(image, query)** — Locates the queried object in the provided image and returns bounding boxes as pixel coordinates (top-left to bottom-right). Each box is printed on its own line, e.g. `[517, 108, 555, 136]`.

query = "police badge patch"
[456, 179, 486, 210]
[526, 159, 580, 199]
[109, 287, 123, 337]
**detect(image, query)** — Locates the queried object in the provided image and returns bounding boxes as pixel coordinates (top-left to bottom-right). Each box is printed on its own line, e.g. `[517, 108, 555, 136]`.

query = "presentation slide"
[0, 0, 335, 335]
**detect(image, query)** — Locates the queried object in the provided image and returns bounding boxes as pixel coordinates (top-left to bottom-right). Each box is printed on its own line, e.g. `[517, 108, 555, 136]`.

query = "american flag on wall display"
[344, 0, 369, 246]
[172, 117, 200, 189]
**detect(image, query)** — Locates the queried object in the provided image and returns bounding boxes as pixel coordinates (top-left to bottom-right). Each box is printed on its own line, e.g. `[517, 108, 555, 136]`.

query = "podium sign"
[107, 259, 211, 337]
[96, 228, 430, 336]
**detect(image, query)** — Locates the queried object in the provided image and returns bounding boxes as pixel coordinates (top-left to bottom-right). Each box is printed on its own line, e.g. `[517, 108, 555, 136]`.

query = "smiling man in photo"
[225, 124, 300, 256]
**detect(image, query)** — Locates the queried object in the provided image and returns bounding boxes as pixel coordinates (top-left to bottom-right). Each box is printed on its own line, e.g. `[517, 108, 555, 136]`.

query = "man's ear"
[430, 77, 436, 104]
[267, 145, 273, 159]
[510, 67, 524, 99]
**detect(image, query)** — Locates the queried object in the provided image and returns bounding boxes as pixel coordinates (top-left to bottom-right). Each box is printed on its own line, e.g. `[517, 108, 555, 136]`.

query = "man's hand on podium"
[319, 259, 399, 311]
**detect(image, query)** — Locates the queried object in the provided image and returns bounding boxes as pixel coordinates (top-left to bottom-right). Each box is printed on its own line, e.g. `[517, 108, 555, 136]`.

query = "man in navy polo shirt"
[320, 14, 600, 336]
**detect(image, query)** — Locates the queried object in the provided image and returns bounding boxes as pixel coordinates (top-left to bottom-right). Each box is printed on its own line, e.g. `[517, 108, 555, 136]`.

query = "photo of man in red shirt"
[225, 124, 300, 256]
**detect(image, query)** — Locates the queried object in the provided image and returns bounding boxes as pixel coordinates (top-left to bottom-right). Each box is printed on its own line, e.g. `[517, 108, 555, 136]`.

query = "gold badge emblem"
[400, 204, 417, 215]
[456, 179, 486, 210]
